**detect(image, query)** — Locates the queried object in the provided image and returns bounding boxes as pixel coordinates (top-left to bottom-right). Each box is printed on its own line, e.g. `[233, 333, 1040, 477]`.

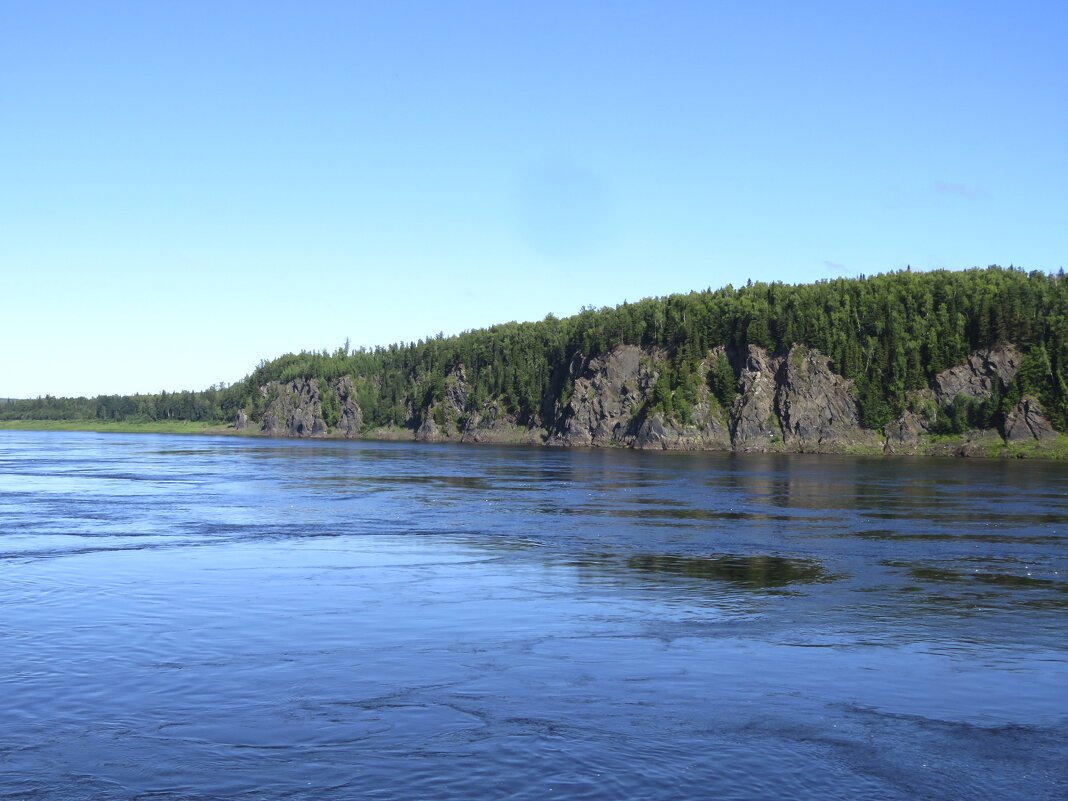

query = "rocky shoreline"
[236, 343, 1064, 458]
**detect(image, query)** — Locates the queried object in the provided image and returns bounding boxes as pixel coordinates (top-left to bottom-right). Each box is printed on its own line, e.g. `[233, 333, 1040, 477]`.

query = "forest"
[4, 266, 1068, 433]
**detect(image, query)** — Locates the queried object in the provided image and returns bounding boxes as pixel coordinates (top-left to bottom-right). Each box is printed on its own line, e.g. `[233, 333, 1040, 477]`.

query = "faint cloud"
[822, 260, 849, 275]
[935, 181, 986, 199]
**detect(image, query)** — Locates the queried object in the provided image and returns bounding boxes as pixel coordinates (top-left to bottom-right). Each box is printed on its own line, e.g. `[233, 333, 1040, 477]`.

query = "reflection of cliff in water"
[627, 553, 832, 588]
[886, 559, 1068, 591]
[882, 559, 1068, 613]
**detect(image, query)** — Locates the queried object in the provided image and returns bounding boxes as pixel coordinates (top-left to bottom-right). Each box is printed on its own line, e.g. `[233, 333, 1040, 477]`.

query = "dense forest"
[5, 266, 1068, 433]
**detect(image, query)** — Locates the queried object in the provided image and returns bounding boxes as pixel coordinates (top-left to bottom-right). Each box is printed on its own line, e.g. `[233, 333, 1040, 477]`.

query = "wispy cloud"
[935, 181, 986, 199]
[822, 260, 849, 275]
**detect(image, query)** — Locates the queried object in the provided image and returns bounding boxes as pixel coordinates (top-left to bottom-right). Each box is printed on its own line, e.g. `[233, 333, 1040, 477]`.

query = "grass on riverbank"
[0, 419, 235, 435]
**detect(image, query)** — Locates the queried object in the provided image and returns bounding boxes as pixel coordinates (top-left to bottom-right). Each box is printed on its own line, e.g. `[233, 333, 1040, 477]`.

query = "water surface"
[1, 431, 1066, 799]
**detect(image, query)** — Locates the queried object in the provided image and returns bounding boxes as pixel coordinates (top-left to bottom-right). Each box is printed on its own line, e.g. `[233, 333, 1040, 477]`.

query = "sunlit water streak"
[1, 431, 1066, 800]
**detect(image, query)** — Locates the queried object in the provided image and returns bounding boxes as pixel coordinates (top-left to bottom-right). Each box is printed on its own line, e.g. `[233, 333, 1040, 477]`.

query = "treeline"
[5, 266, 1068, 432]
[0, 386, 241, 424]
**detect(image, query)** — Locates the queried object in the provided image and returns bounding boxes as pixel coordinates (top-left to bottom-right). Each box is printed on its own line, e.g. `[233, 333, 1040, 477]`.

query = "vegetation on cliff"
[5, 266, 1068, 436]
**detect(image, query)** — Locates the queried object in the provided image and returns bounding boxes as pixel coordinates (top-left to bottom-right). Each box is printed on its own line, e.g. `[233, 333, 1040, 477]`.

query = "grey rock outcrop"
[260, 379, 328, 438]
[333, 376, 362, 438]
[459, 397, 545, 445]
[933, 347, 1022, 403]
[726, 344, 879, 452]
[549, 346, 657, 446]
[411, 364, 543, 444]
[414, 417, 437, 441]
[632, 408, 731, 451]
[729, 346, 783, 450]
[551, 343, 874, 452]
[885, 346, 1029, 453]
[238, 342, 1059, 457]
[417, 366, 469, 442]
[882, 399, 934, 452]
[776, 345, 879, 452]
[1002, 395, 1056, 442]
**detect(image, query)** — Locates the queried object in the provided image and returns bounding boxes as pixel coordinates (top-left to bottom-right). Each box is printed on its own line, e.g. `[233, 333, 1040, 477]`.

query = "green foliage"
[7, 267, 1068, 434]
[855, 374, 893, 430]
[319, 383, 341, 429]
[930, 394, 986, 435]
[707, 353, 737, 409]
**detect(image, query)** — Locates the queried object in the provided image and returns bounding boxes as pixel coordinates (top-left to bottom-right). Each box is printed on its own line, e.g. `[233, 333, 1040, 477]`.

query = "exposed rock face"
[446, 365, 469, 416]
[462, 400, 545, 445]
[414, 417, 437, 441]
[632, 349, 733, 450]
[632, 408, 731, 451]
[413, 364, 544, 444]
[1002, 395, 1056, 442]
[776, 345, 880, 452]
[417, 366, 469, 442]
[729, 346, 783, 451]
[882, 399, 934, 452]
[549, 346, 657, 447]
[545, 345, 735, 450]
[885, 346, 1031, 454]
[552, 343, 870, 452]
[933, 347, 1022, 402]
[241, 342, 1060, 456]
[724, 344, 880, 452]
[333, 376, 362, 438]
[234, 410, 251, 430]
[260, 379, 328, 438]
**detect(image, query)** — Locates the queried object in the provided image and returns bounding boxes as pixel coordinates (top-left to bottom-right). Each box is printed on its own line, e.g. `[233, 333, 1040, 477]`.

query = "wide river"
[1, 431, 1066, 800]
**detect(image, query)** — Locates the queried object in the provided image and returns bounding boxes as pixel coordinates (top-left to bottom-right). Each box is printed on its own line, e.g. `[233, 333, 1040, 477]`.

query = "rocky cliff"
[257, 377, 361, 439]
[1002, 395, 1056, 442]
[416, 365, 544, 445]
[238, 343, 1062, 456]
[883, 346, 1032, 455]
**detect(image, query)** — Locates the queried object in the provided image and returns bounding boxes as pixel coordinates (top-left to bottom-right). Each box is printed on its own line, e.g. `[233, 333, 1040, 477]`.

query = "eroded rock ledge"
[242, 343, 1061, 457]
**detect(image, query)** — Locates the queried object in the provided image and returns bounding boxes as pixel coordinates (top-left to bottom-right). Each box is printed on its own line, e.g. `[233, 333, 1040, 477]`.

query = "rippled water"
[1, 431, 1066, 800]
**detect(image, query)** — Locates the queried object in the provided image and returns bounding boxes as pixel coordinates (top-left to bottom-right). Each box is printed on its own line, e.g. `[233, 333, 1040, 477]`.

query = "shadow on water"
[625, 553, 834, 588]
[882, 559, 1068, 614]
[848, 529, 1065, 545]
[884, 560, 1068, 591]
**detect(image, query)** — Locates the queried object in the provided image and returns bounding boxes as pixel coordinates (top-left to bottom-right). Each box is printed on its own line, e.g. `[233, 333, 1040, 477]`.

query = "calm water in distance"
[1, 431, 1066, 800]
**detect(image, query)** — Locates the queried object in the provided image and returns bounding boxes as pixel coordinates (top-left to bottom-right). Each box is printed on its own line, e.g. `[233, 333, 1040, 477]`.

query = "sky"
[1, 0, 1065, 398]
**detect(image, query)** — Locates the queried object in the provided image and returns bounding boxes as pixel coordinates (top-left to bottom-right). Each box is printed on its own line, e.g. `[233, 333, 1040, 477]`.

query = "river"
[1, 431, 1066, 800]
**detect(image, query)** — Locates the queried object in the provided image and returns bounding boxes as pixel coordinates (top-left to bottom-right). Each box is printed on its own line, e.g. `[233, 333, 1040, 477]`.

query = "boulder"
[1002, 395, 1057, 442]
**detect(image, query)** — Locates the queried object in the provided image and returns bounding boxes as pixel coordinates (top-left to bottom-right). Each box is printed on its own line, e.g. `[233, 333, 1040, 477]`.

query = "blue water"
[1, 431, 1066, 800]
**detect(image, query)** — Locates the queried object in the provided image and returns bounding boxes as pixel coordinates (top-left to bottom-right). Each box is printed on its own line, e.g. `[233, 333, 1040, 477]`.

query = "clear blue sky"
[2, 1, 1065, 398]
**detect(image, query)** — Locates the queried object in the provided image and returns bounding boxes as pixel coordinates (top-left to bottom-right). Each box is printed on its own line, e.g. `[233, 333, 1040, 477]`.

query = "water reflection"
[626, 553, 833, 588]
[886, 560, 1068, 590]
[3, 432, 1068, 801]
[850, 529, 1064, 545]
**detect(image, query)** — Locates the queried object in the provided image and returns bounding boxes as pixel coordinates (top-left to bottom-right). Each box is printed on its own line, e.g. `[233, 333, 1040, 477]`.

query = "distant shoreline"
[3, 418, 1066, 460]
[0, 419, 235, 435]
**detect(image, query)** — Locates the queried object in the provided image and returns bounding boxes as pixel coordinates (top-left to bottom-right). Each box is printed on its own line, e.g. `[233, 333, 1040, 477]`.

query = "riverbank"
[0, 419, 235, 435]
[3, 418, 1068, 459]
